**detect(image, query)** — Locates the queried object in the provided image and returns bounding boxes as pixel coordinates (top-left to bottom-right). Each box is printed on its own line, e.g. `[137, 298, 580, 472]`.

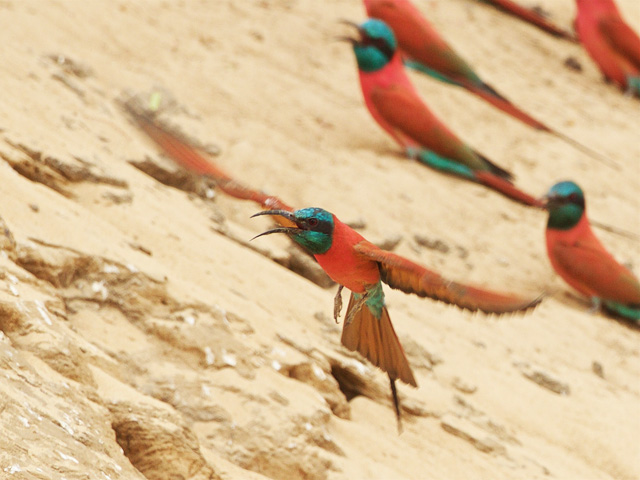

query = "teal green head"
[252, 207, 334, 255]
[543, 181, 586, 230]
[339, 19, 397, 72]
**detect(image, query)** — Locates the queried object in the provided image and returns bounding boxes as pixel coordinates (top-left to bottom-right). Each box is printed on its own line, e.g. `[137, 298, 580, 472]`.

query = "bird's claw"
[345, 292, 369, 326]
[405, 146, 419, 160]
[333, 285, 344, 323]
[588, 297, 602, 315]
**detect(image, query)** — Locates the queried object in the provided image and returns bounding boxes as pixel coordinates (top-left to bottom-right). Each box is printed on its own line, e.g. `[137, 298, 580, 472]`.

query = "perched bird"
[253, 207, 542, 428]
[362, 1, 614, 166]
[544, 181, 640, 321]
[574, 0, 640, 96]
[341, 18, 543, 207]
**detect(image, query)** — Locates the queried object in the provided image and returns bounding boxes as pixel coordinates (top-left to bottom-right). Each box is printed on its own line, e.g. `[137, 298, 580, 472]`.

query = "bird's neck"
[314, 218, 381, 293]
[359, 53, 414, 94]
[547, 212, 591, 241]
[547, 205, 585, 231]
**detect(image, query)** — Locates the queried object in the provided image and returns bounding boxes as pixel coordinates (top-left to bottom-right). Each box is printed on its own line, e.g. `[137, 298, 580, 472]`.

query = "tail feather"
[473, 151, 514, 181]
[603, 301, 640, 322]
[477, 0, 576, 40]
[474, 171, 544, 207]
[341, 294, 417, 388]
[415, 150, 543, 207]
[468, 83, 617, 168]
[466, 83, 551, 132]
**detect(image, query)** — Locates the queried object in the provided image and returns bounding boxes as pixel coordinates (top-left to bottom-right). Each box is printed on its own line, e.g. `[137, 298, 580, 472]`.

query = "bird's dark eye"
[307, 218, 319, 227]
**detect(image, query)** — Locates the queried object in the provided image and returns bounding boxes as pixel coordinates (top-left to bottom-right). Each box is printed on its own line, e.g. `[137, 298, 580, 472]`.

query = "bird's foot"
[345, 292, 369, 326]
[333, 285, 344, 323]
[623, 76, 640, 98]
[405, 146, 419, 160]
[588, 297, 602, 315]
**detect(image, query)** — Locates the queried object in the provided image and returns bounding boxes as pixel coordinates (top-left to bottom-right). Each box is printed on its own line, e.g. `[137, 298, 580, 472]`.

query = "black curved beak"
[251, 210, 302, 240]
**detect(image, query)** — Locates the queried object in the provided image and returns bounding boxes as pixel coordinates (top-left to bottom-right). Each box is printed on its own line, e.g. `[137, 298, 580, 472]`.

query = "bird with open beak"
[253, 207, 542, 430]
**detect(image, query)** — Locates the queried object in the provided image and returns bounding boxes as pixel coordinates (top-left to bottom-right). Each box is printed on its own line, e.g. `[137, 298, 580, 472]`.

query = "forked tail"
[341, 293, 417, 431]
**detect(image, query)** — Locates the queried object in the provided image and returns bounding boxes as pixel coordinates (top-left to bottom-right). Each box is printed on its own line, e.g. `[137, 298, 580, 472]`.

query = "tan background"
[0, 0, 638, 479]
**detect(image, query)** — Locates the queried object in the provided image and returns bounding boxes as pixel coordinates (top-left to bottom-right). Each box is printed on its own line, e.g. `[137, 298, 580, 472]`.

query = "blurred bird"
[341, 18, 543, 207]
[121, 98, 296, 225]
[253, 207, 542, 429]
[473, 0, 576, 40]
[543, 181, 640, 321]
[362, 0, 615, 166]
[574, 0, 640, 96]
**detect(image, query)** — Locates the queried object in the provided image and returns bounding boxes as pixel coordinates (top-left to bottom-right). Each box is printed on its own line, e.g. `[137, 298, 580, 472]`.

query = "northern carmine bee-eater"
[253, 207, 542, 429]
[574, 0, 640, 96]
[544, 181, 640, 321]
[341, 18, 543, 207]
[362, 0, 614, 165]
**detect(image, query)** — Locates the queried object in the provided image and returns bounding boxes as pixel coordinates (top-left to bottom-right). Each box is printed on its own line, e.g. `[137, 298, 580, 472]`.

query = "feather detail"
[368, 82, 492, 173]
[546, 215, 640, 306]
[599, 16, 640, 69]
[575, 0, 640, 93]
[341, 292, 417, 387]
[474, 171, 545, 207]
[353, 241, 542, 313]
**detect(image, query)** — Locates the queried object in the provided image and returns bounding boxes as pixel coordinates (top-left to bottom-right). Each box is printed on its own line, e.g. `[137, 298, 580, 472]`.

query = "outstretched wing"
[599, 16, 640, 70]
[354, 241, 542, 314]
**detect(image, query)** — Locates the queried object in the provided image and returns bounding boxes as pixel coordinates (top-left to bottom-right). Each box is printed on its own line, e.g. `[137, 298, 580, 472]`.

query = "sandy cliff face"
[0, 1, 638, 479]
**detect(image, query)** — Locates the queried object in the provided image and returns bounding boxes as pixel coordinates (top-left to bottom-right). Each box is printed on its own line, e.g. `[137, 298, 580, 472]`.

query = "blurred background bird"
[543, 181, 640, 322]
[341, 18, 543, 207]
[574, 0, 640, 96]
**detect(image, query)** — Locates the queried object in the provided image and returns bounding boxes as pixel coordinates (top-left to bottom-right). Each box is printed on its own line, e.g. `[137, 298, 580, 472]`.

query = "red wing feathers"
[550, 240, 640, 305]
[599, 16, 640, 69]
[354, 241, 542, 314]
[341, 293, 417, 387]
[370, 85, 483, 170]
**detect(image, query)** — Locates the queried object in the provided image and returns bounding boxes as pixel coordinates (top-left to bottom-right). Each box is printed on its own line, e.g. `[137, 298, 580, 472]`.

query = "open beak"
[251, 209, 302, 240]
[336, 19, 363, 44]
